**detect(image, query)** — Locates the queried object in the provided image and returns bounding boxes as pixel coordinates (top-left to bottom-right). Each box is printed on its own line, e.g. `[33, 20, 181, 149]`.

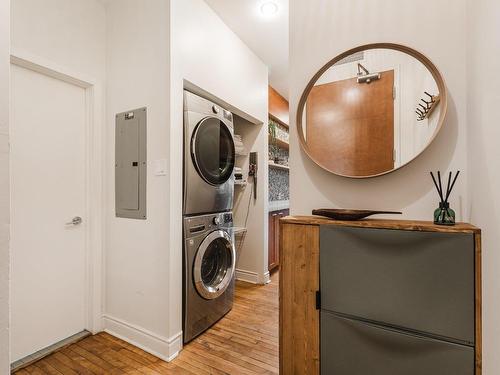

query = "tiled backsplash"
[268, 118, 289, 202]
[269, 167, 289, 201]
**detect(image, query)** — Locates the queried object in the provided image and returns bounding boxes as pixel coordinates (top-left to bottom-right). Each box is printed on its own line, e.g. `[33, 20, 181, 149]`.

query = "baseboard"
[263, 271, 271, 284]
[235, 268, 269, 284]
[11, 331, 91, 372]
[103, 314, 182, 362]
[235, 268, 259, 283]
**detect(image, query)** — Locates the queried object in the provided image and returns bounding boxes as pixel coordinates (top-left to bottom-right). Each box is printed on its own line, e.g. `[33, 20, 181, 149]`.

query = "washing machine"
[184, 90, 235, 216]
[183, 212, 236, 343]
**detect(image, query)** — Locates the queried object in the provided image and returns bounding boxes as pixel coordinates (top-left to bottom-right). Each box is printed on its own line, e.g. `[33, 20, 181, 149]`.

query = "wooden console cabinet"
[279, 216, 482, 375]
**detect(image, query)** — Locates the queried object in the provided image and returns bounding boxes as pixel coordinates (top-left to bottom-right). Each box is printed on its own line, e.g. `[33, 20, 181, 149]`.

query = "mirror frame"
[296, 43, 448, 179]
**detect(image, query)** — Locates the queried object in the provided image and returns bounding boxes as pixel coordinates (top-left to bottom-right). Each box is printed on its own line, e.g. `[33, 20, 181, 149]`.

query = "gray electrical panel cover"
[115, 107, 147, 219]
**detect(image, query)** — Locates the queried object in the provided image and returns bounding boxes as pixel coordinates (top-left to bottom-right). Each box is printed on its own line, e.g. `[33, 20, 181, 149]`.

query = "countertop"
[269, 200, 290, 212]
[280, 215, 481, 234]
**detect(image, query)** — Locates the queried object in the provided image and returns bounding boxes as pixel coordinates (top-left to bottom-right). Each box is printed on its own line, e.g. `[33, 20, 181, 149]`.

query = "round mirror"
[297, 43, 447, 178]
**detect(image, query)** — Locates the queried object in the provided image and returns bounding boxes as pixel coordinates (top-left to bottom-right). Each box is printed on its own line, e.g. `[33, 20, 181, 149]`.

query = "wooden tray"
[312, 209, 402, 221]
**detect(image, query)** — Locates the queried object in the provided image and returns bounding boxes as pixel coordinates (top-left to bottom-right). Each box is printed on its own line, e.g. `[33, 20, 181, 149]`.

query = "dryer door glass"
[201, 238, 231, 285]
[192, 117, 235, 185]
[194, 230, 235, 300]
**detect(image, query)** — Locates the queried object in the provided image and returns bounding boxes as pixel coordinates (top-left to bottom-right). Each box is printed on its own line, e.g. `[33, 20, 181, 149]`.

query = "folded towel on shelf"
[233, 166, 243, 180]
[234, 134, 246, 155]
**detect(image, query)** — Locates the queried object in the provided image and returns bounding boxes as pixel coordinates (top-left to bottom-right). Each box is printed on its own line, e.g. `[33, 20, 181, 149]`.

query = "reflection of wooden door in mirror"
[306, 70, 394, 176]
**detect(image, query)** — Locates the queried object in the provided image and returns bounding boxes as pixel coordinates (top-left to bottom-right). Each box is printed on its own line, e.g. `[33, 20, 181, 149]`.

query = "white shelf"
[268, 161, 290, 171]
[269, 136, 289, 150]
[233, 227, 247, 235]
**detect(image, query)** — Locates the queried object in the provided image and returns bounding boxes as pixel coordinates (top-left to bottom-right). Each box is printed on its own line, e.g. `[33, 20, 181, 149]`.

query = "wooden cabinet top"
[280, 216, 481, 234]
[269, 86, 289, 127]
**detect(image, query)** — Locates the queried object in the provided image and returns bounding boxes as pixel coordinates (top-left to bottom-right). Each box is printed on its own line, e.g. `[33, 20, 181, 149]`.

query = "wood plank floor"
[14, 272, 279, 375]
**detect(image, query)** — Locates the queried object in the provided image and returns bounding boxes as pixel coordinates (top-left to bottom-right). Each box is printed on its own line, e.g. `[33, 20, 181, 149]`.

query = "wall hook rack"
[416, 91, 440, 122]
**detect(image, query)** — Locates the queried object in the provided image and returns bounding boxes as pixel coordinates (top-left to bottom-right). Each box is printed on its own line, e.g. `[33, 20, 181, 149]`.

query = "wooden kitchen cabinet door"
[268, 212, 278, 271]
[269, 209, 289, 272]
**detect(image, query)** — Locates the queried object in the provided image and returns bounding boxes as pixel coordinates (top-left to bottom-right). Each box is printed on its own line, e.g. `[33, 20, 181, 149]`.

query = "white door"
[11, 64, 88, 362]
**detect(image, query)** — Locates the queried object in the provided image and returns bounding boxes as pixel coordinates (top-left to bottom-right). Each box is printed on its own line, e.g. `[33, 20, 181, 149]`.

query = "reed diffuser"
[430, 171, 460, 226]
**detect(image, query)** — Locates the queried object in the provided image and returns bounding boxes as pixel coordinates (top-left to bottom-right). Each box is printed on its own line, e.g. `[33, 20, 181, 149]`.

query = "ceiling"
[97, 0, 289, 98]
[205, 0, 289, 99]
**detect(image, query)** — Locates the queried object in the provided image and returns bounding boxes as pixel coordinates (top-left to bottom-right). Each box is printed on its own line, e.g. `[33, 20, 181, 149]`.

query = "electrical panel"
[115, 107, 147, 219]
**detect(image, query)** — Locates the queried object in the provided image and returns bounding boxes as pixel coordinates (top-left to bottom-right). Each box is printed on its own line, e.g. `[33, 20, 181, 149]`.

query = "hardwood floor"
[14, 272, 279, 375]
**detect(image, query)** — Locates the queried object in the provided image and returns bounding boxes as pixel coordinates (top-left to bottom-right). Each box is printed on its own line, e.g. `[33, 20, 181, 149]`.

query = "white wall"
[0, 0, 10, 371]
[292, 1, 500, 372]
[104, 0, 175, 360]
[466, 0, 500, 372]
[8, 0, 267, 362]
[170, 0, 269, 343]
[104, 0, 268, 360]
[289, 0, 468, 221]
[11, 0, 106, 81]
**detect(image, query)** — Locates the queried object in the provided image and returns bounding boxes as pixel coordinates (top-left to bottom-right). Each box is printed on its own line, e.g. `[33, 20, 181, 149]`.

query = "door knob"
[66, 216, 83, 226]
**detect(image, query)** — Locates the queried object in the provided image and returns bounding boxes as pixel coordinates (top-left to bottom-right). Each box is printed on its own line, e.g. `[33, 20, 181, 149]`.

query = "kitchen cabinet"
[279, 216, 482, 375]
[268, 209, 289, 271]
[269, 86, 289, 127]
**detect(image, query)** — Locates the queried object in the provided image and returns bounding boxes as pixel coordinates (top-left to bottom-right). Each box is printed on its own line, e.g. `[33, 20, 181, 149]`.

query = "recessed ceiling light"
[260, 1, 279, 17]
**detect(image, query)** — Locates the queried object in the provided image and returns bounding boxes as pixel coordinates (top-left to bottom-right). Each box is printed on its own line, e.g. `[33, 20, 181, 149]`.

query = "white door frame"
[10, 49, 104, 334]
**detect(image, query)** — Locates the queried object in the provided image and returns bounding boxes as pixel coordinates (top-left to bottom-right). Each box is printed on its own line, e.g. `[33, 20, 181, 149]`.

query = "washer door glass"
[194, 230, 235, 300]
[191, 117, 235, 185]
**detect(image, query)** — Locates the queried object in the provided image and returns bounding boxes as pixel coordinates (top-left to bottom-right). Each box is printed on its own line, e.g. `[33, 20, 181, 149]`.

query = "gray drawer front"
[321, 312, 474, 375]
[320, 225, 474, 344]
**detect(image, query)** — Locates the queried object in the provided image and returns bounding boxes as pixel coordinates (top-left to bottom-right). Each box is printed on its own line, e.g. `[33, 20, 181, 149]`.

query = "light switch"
[153, 159, 167, 176]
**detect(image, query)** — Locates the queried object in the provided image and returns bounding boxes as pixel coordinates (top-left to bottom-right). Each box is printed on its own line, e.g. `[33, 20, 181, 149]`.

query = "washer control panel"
[223, 110, 233, 122]
[184, 212, 233, 238]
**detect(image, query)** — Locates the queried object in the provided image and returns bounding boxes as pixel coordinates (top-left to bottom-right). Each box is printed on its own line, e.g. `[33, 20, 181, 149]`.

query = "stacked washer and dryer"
[183, 91, 237, 343]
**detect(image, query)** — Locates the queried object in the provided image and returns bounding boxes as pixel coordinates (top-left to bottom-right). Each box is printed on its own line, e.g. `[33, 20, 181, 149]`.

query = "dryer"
[183, 212, 236, 343]
[184, 91, 235, 216]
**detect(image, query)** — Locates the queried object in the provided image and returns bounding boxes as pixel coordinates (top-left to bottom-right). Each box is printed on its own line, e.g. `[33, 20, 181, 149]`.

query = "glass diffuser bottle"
[430, 171, 460, 226]
[433, 202, 456, 226]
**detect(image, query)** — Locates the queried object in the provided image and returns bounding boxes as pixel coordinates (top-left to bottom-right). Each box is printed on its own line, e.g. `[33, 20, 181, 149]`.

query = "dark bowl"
[312, 209, 402, 221]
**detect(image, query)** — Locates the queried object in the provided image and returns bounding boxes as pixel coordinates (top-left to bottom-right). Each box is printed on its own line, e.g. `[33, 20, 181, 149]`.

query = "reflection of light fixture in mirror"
[346, 87, 360, 102]
[357, 63, 381, 84]
[260, 1, 279, 17]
